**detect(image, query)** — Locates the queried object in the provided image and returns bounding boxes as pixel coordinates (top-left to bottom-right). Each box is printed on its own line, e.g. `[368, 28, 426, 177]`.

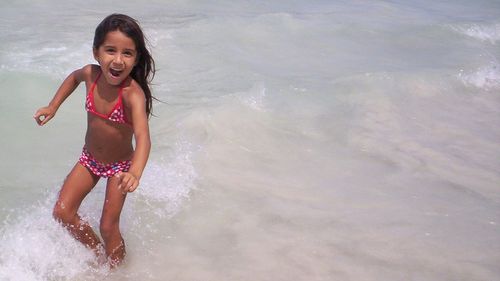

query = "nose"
[112, 54, 124, 66]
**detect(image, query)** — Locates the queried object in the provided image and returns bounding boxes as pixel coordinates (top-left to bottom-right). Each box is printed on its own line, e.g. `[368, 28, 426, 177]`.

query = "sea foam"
[459, 63, 500, 90]
[451, 23, 500, 44]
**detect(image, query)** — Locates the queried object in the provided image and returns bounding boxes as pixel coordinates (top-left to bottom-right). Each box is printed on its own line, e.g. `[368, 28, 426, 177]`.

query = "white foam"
[239, 82, 267, 111]
[458, 63, 500, 90]
[132, 139, 198, 219]
[0, 42, 93, 78]
[0, 198, 109, 281]
[0, 139, 199, 280]
[451, 23, 500, 44]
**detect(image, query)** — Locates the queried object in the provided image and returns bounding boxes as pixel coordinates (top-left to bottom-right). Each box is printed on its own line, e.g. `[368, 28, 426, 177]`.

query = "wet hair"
[93, 14, 156, 117]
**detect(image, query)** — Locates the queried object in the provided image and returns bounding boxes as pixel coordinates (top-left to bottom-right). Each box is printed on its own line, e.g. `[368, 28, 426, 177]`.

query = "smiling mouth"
[110, 68, 123, 78]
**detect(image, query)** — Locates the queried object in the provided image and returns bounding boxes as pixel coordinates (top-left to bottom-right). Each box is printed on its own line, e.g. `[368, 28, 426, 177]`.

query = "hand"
[115, 172, 140, 194]
[33, 106, 56, 126]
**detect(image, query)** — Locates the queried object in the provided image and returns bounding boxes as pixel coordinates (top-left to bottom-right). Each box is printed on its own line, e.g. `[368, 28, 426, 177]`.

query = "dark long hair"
[93, 14, 156, 117]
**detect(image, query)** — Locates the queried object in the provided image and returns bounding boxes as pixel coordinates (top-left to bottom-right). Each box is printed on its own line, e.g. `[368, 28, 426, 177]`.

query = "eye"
[123, 51, 135, 57]
[104, 46, 116, 53]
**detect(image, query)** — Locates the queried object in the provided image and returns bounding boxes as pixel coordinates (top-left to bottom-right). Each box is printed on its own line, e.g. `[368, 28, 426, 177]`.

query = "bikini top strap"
[88, 71, 102, 96]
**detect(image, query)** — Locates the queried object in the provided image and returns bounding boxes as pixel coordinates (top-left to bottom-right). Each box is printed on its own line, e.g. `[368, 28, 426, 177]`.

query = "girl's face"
[93, 30, 137, 86]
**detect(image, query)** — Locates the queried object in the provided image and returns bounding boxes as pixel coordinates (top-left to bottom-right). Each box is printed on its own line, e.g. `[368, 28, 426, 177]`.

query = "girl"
[34, 14, 155, 267]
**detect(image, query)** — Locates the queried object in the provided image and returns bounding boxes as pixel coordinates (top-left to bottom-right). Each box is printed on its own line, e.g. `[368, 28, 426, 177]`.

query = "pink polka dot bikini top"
[85, 72, 130, 125]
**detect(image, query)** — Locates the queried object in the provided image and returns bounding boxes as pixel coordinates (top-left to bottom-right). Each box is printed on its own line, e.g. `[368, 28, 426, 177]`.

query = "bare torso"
[83, 69, 135, 164]
[85, 115, 134, 163]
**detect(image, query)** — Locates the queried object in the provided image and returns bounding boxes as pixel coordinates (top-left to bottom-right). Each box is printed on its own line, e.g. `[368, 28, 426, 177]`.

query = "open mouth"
[109, 68, 123, 78]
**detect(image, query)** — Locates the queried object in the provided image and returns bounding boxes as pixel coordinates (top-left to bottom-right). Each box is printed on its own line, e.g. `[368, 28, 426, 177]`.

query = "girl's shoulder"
[122, 78, 146, 108]
[75, 64, 100, 83]
[123, 77, 145, 97]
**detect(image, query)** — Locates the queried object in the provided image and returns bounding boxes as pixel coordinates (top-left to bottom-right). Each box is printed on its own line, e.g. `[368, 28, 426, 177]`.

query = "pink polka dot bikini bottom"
[78, 147, 131, 178]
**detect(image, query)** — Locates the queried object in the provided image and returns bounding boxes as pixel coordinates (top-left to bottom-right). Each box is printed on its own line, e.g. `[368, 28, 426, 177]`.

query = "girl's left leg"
[100, 176, 127, 267]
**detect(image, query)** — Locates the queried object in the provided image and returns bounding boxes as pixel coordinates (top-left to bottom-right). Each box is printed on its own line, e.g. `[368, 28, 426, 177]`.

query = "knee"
[52, 202, 75, 225]
[100, 220, 120, 241]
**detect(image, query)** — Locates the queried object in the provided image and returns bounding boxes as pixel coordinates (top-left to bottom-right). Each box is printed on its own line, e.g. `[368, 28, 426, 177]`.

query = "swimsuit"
[79, 71, 132, 177]
[85, 71, 130, 125]
[79, 147, 131, 178]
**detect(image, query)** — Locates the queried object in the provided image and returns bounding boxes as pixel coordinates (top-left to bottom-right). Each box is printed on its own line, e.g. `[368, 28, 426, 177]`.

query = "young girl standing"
[34, 14, 155, 267]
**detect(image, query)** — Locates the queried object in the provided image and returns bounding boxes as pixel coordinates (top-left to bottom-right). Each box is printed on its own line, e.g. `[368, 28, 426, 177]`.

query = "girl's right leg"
[53, 163, 102, 253]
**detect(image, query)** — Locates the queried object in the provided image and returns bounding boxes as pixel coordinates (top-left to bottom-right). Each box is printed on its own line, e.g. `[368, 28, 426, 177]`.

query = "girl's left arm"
[117, 88, 151, 193]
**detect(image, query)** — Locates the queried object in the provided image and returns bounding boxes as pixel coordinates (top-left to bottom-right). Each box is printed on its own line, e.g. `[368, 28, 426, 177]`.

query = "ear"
[134, 54, 140, 66]
[93, 47, 99, 63]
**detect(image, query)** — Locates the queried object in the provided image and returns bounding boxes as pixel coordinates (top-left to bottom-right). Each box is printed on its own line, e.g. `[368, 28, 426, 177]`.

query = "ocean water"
[1, 0, 500, 280]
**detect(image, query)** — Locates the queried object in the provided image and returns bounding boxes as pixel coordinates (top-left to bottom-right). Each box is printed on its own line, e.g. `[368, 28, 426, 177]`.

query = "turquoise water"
[1, 1, 500, 280]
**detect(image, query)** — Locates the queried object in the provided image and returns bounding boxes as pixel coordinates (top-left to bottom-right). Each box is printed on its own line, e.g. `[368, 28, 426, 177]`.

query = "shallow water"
[1, 1, 500, 280]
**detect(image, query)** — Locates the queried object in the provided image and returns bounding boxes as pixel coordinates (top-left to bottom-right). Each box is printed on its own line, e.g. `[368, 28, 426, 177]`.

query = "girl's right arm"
[34, 65, 90, 126]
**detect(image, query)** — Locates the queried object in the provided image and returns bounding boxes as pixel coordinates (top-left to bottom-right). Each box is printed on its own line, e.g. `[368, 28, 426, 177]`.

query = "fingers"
[128, 181, 139, 193]
[33, 111, 45, 126]
[40, 114, 53, 126]
[115, 172, 139, 194]
[33, 107, 54, 126]
[35, 114, 52, 126]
